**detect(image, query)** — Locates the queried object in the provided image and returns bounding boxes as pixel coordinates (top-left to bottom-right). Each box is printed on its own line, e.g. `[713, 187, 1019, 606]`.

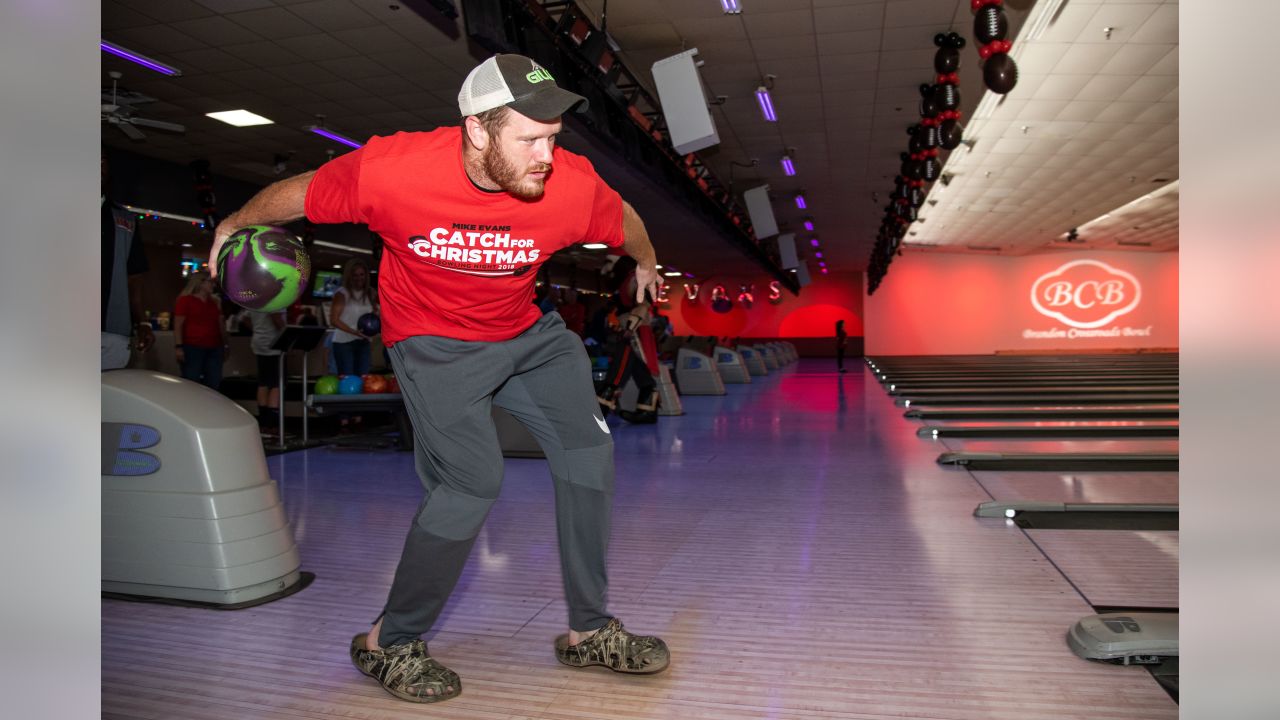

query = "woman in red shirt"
[174, 271, 228, 389]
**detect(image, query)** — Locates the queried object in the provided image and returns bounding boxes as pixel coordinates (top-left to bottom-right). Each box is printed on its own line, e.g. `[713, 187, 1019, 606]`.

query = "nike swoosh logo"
[594, 415, 610, 434]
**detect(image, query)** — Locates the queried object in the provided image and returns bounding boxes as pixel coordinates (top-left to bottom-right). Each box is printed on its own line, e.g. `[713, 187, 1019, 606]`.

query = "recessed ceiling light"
[206, 110, 273, 127]
[582, 243, 609, 249]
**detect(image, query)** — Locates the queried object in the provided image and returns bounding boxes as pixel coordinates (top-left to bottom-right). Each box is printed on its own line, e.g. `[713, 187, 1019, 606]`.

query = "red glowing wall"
[864, 250, 1178, 355]
[663, 271, 864, 339]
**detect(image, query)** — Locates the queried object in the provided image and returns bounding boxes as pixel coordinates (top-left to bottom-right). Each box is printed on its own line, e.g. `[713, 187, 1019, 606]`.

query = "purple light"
[781, 156, 796, 176]
[794, 194, 806, 209]
[815, 252, 823, 259]
[721, 0, 742, 13]
[755, 87, 777, 122]
[803, 220, 814, 231]
[818, 261, 826, 267]
[809, 238, 820, 247]
[101, 40, 181, 76]
[307, 126, 364, 149]
[684, 272, 695, 278]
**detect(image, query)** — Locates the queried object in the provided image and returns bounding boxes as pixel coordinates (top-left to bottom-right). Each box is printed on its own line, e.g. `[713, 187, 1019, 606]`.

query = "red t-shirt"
[305, 129, 626, 343]
[174, 294, 222, 348]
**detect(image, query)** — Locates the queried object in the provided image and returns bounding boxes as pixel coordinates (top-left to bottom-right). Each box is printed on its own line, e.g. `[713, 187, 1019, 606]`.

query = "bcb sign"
[1030, 260, 1142, 329]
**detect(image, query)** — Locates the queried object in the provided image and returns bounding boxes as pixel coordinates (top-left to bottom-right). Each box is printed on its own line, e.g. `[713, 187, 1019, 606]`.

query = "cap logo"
[526, 67, 555, 84]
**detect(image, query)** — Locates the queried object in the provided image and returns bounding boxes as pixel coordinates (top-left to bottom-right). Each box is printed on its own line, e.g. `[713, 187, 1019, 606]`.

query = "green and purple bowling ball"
[217, 225, 311, 312]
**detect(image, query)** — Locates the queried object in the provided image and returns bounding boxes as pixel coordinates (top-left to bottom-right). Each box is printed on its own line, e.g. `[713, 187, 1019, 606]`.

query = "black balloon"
[934, 47, 959, 74]
[939, 118, 964, 150]
[923, 157, 940, 181]
[908, 134, 924, 155]
[935, 83, 960, 111]
[918, 124, 939, 149]
[983, 52, 1018, 94]
[919, 84, 938, 117]
[974, 5, 1008, 44]
[949, 32, 966, 49]
[909, 186, 924, 207]
[904, 158, 924, 180]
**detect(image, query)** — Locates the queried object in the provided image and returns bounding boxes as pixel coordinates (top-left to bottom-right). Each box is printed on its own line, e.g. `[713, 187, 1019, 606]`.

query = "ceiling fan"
[102, 71, 185, 141]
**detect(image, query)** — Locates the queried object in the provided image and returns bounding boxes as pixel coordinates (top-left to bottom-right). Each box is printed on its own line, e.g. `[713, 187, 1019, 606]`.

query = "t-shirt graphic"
[305, 129, 625, 344]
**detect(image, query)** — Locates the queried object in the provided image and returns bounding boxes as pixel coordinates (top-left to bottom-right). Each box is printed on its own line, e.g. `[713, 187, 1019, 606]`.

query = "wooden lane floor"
[101, 361, 1176, 720]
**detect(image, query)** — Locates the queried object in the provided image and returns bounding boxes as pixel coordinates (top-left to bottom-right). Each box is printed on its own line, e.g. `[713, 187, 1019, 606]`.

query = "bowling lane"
[1025, 530, 1178, 609]
[934, 437, 1180, 454]
[970, 471, 1179, 505]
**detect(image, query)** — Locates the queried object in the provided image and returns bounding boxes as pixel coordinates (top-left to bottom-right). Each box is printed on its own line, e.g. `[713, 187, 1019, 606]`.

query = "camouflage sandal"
[554, 618, 670, 674]
[349, 634, 461, 703]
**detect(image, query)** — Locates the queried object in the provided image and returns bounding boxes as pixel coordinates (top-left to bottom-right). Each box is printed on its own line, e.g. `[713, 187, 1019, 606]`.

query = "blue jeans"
[181, 344, 223, 390]
[332, 339, 371, 376]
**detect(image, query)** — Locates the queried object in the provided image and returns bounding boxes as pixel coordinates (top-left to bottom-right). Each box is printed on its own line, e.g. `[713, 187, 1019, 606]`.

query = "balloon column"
[869, 30, 977, 296]
[973, 0, 1018, 94]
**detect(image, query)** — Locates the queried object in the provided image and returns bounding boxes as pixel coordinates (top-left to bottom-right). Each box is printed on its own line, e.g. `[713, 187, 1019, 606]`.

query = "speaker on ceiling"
[742, 185, 779, 240]
[650, 49, 721, 155]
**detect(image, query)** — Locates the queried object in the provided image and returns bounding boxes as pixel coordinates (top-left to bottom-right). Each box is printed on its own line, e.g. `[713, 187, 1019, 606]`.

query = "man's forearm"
[620, 202, 656, 269]
[217, 170, 316, 235]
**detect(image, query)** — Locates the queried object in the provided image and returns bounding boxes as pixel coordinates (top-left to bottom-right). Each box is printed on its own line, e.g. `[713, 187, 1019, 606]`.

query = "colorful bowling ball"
[216, 225, 311, 312]
[338, 375, 364, 395]
[357, 312, 381, 336]
[386, 374, 400, 393]
[362, 374, 388, 394]
[314, 375, 339, 395]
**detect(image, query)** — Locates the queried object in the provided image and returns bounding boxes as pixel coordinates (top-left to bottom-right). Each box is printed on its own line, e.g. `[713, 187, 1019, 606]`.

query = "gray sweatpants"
[378, 311, 615, 647]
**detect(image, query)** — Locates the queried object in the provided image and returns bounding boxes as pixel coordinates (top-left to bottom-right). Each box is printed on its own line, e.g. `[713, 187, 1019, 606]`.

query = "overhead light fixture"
[582, 243, 609, 249]
[803, 219, 814, 231]
[663, 271, 683, 277]
[313, 239, 373, 255]
[721, 0, 742, 13]
[814, 252, 823, 259]
[809, 238, 820, 247]
[305, 125, 363, 149]
[100, 40, 182, 76]
[818, 261, 826, 268]
[781, 155, 796, 176]
[654, 264, 664, 269]
[755, 86, 777, 122]
[206, 110, 273, 127]
[794, 193, 806, 209]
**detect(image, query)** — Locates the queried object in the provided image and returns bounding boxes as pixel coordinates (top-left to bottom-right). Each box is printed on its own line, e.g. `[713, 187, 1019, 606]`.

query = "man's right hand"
[208, 222, 236, 279]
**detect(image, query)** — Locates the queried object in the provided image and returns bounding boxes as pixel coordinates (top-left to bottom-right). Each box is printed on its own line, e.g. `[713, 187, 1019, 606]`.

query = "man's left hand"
[635, 264, 661, 305]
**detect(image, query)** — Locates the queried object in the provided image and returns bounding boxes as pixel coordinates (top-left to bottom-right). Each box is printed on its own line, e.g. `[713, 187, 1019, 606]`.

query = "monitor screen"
[312, 270, 342, 298]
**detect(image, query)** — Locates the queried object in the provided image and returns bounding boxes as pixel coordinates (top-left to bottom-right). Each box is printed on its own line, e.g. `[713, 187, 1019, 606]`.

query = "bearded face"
[482, 141, 551, 200]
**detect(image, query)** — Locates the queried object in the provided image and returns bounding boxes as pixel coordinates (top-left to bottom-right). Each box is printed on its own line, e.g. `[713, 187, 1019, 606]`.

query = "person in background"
[101, 154, 154, 370]
[174, 270, 228, 389]
[330, 258, 378, 376]
[250, 309, 287, 433]
[558, 287, 585, 337]
[835, 319, 848, 373]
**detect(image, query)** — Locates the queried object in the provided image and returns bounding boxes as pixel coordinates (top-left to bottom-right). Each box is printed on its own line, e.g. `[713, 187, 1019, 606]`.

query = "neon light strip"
[756, 87, 777, 122]
[305, 125, 364, 149]
[721, 0, 741, 14]
[781, 156, 796, 176]
[101, 40, 182, 76]
[803, 220, 814, 231]
[794, 194, 806, 209]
